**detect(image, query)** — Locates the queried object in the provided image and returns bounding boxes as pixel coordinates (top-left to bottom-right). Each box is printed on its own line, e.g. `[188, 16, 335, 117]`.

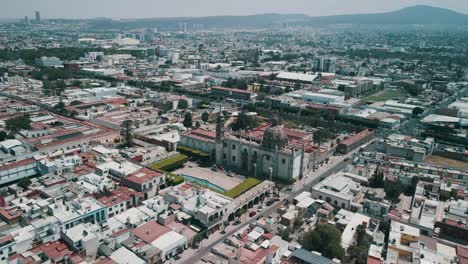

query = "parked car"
[249, 211, 257, 217]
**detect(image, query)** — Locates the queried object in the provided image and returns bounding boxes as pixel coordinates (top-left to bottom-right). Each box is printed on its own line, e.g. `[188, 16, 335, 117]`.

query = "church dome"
[262, 125, 288, 150]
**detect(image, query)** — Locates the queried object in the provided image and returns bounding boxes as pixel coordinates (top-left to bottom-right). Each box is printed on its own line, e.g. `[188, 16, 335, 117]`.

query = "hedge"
[165, 171, 184, 186]
[224, 178, 261, 199]
[177, 145, 210, 158]
[149, 154, 188, 172]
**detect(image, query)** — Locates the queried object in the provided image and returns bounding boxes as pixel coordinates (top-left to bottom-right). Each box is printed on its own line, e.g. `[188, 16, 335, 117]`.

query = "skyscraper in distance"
[35, 11, 41, 22]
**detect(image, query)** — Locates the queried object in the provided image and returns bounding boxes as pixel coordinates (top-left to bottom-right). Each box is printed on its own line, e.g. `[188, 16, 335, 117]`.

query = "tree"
[231, 112, 257, 131]
[201, 111, 209, 123]
[370, 167, 384, 188]
[412, 107, 424, 117]
[18, 177, 32, 189]
[281, 228, 291, 241]
[384, 181, 404, 201]
[53, 101, 70, 116]
[347, 224, 372, 264]
[70, 100, 83, 106]
[314, 128, 332, 146]
[242, 103, 257, 112]
[183, 112, 193, 128]
[222, 77, 248, 90]
[294, 81, 302, 90]
[5, 114, 31, 132]
[300, 224, 345, 260]
[0, 131, 14, 141]
[178, 99, 189, 110]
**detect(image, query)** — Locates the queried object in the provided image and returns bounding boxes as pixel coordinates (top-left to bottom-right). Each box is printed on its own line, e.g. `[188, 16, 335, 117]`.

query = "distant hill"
[88, 5, 468, 30]
[307, 5, 468, 25]
[88, 14, 309, 31]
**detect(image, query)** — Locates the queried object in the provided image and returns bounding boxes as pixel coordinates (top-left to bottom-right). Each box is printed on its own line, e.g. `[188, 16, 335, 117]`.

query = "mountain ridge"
[84, 5, 468, 30]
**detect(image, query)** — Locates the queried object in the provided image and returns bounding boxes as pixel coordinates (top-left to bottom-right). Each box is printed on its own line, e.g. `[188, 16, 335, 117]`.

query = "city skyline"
[2, 0, 468, 19]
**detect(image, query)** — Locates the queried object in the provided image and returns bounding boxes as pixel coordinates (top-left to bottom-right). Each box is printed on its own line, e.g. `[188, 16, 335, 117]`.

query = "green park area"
[364, 89, 405, 103]
[148, 154, 262, 198]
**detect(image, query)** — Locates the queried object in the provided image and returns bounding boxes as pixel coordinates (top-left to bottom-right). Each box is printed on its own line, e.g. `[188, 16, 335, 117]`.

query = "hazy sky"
[3, 0, 468, 19]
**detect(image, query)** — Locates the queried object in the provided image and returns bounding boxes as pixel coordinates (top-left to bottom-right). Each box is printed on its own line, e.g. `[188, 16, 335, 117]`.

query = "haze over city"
[0, 1, 468, 264]
[2, 0, 468, 18]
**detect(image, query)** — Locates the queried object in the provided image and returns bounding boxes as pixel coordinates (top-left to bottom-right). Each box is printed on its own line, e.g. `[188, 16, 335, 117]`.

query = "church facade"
[180, 113, 321, 182]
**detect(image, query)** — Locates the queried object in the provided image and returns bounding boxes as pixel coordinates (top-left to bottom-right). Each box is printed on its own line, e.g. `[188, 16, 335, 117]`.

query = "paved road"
[176, 150, 357, 264]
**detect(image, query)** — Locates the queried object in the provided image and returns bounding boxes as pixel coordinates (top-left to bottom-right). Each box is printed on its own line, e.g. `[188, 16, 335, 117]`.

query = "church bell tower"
[215, 107, 224, 166]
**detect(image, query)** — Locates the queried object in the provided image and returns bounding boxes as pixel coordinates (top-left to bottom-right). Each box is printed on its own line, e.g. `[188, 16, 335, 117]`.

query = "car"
[234, 220, 241, 225]
[258, 206, 263, 212]
[266, 199, 275, 206]
[344, 157, 350, 162]
[249, 211, 257, 217]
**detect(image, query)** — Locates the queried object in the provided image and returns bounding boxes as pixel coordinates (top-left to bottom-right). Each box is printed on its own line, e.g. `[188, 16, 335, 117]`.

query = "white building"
[289, 90, 344, 105]
[110, 247, 146, 264]
[151, 231, 187, 261]
[61, 223, 99, 258]
[311, 172, 366, 212]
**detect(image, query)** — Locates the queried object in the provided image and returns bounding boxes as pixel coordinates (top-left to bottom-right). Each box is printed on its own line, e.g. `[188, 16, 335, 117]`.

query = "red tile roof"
[458, 246, 468, 264]
[131, 221, 172, 244]
[126, 167, 163, 185]
[340, 129, 374, 146]
[238, 245, 277, 264]
[0, 158, 36, 171]
[0, 206, 23, 221]
[30, 241, 74, 262]
[367, 256, 383, 264]
[97, 186, 141, 207]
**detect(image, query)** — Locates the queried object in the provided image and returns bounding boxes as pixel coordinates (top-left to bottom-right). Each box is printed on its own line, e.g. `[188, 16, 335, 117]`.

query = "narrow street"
[176, 148, 358, 264]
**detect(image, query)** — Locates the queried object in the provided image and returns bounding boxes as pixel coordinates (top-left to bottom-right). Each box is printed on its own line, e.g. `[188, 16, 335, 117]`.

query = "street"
[176, 148, 357, 264]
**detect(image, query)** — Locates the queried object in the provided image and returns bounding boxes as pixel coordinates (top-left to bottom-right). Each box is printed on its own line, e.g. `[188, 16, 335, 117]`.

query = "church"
[179, 113, 323, 182]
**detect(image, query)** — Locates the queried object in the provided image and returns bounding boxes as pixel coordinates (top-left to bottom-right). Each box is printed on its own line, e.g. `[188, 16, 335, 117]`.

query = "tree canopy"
[177, 99, 189, 110]
[222, 77, 248, 90]
[0, 131, 14, 141]
[5, 114, 31, 132]
[370, 167, 385, 188]
[347, 224, 373, 264]
[300, 224, 345, 260]
[18, 177, 32, 189]
[412, 107, 424, 117]
[231, 112, 258, 131]
[201, 111, 209, 123]
[183, 112, 193, 128]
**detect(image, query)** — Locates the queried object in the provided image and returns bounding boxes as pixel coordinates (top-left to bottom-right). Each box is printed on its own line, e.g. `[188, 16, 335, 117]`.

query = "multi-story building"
[288, 90, 344, 105]
[313, 57, 336, 73]
[387, 221, 421, 264]
[122, 168, 165, 199]
[311, 172, 367, 212]
[210, 86, 257, 101]
[47, 197, 107, 231]
[376, 134, 435, 162]
[337, 129, 375, 154]
[35, 56, 62, 67]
